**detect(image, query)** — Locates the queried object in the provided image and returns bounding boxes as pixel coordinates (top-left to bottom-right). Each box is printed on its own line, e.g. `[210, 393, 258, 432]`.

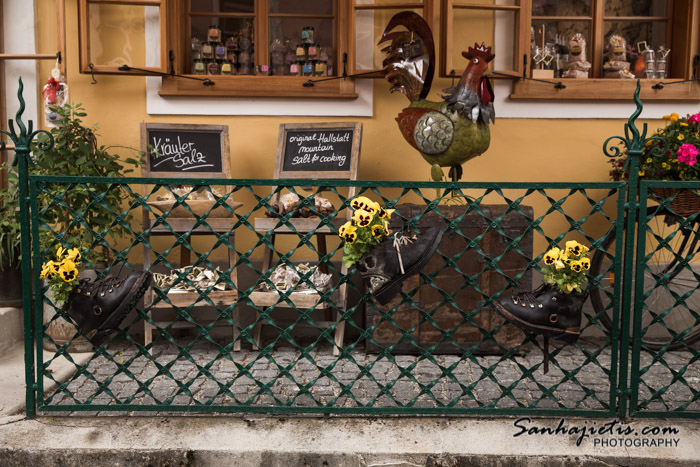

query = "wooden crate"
[365, 204, 533, 354]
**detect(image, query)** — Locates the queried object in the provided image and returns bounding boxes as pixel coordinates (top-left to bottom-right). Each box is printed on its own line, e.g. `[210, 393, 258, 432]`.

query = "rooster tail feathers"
[378, 11, 435, 102]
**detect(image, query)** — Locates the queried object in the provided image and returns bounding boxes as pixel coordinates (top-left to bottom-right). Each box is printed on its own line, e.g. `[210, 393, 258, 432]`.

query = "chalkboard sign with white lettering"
[141, 123, 230, 179]
[276, 122, 361, 180]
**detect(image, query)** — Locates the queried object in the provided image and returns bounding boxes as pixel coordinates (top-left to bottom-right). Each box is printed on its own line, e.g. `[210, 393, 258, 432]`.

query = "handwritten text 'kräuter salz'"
[151, 136, 212, 170]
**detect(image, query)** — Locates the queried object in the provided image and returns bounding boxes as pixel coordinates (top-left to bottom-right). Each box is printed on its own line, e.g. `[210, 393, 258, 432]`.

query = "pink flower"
[689, 113, 700, 124]
[677, 143, 699, 166]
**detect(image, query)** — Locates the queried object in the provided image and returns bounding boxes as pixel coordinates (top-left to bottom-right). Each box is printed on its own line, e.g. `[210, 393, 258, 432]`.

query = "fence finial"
[0, 77, 55, 165]
[602, 79, 668, 170]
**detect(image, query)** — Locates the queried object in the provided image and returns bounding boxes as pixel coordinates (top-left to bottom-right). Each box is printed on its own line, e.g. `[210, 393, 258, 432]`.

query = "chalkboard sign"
[141, 123, 230, 179]
[276, 122, 362, 180]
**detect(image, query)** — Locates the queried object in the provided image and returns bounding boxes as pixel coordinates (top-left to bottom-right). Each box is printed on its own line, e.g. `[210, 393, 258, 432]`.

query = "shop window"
[78, 0, 432, 99]
[440, 0, 526, 78]
[441, 0, 700, 101]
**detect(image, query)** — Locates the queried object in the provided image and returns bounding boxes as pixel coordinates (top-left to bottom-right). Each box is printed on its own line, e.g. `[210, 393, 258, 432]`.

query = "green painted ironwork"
[1, 78, 54, 418]
[27, 177, 625, 417]
[4, 79, 697, 419]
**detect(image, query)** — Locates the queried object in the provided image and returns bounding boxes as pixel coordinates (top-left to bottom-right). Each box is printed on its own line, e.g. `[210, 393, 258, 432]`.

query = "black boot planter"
[66, 271, 152, 346]
[356, 226, 444, 305]
[494, 284, 588, 344]
[494, 284, 588, 374]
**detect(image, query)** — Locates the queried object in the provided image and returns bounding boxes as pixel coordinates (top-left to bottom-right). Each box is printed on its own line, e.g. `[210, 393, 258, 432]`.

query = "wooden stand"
[249, 122, 362, 355]
[140, 124, 242, 348]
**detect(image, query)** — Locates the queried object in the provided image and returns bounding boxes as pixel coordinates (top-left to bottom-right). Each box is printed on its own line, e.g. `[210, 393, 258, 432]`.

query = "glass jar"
[191, 37, 202, 60]
[201, 42, 213, 60]
[220, 60, 233, 75]
[193, 58, 206, 75]
[207, 25, 221, 43]
[296, 44, 307, 61]
[302, 26, 315, 44]
[215, 43, 226, 60]
[207, 59, 220, 75]
[307, 43, 318, 60]
[290, 61, 300, 76]
[314, 59, 326, 76]
[302, 60, 314, 77]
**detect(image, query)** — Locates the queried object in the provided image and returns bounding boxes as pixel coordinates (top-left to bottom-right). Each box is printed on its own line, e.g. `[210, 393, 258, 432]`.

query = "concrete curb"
[0, 416, 697, 466]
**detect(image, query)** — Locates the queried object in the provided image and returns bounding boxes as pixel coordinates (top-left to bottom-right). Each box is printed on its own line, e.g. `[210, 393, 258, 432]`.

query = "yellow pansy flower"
[58, 259, 78, 282]
[40, 261, 55, 279]
[377, 207, 394, 220]
[543, 247, 561, 265]
[570, 260, 583, 273]
[341, 224, 358, 244]
[55, 245, 66, 260]
[565, 240, 583, 257]
[554, 260, 566, 270]
[350, 196, 374, 212]
[339, 221, 353, 237]
[371, 224, 385, 238]
[65, 248, 81, 262]
[352, 209, 373, 227]
[580, 257, 591, 270]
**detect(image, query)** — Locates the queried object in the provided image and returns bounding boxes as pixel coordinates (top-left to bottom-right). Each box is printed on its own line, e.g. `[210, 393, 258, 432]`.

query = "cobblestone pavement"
[42, 337, 699, 416]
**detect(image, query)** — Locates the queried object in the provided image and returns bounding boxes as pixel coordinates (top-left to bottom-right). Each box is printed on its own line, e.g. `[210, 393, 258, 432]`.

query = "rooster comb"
[462, 42, 494, 62]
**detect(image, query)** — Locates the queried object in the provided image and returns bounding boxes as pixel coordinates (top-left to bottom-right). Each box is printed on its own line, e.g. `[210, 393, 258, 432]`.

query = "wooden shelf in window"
[159, 75, 358, 99]
[511, 79, 700, 101]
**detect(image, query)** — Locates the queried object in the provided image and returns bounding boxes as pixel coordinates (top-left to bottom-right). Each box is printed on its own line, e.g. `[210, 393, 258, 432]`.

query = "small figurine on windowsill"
[562, 33, 591, 78]
[603, 34, 635, 79]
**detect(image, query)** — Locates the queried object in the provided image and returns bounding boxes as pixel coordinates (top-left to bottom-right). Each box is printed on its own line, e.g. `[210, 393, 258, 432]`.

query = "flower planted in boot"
[494, 284, 587, 343]
[339, 196, 443, 305]
[66, 271, 152, 346]
[494, 240, 591, 343]
[356, 228, 443, 305]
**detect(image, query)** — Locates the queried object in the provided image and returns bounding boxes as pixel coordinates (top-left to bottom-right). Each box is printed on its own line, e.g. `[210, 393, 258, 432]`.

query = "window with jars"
[78, 0, 698, 101]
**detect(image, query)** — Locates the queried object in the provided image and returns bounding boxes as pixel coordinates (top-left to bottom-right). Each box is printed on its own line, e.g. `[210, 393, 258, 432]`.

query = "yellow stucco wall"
[31, 1, 691, 261]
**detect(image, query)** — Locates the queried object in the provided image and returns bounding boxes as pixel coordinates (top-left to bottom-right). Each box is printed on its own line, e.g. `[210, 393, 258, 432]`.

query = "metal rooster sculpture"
[379, 11, 495, 181]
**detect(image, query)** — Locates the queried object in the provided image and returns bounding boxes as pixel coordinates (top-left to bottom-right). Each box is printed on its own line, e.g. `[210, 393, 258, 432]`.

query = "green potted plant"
[0, 162, 22, 306]
[32, 103, 142, 267]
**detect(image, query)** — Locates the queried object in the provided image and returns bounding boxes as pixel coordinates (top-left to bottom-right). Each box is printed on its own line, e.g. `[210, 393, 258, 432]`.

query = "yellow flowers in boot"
[40, 244, 83, 306]
[339, 196, 394, 268]
[541, 240, 590, 294]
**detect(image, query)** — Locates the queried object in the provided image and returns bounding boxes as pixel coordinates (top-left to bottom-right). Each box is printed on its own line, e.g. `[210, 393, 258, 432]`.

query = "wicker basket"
[651, 187, 700, 217]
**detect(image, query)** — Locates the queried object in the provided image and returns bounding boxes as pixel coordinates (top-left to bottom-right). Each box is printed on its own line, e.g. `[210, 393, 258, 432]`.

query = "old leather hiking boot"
[494, 284, 588, 343]
[67, 271, 152, 346]
[356, 226, 444, 305]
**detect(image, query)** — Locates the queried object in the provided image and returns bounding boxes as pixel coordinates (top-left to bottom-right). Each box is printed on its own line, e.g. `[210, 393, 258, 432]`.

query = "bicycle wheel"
[590, 206, 700, 350]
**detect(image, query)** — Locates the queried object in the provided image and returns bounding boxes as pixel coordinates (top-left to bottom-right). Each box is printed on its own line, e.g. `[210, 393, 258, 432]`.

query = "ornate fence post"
[602, 79, 667, 417]
[0, 78, 54, 418]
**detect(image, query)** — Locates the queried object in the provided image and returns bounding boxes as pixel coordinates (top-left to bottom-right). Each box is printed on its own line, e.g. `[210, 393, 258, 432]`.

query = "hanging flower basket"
[651, 187, 700, 218]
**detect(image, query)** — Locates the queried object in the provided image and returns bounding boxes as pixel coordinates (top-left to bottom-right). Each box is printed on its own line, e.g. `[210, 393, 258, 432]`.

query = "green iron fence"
[31, 178, 625, 417]
[3, 78, 698, 419]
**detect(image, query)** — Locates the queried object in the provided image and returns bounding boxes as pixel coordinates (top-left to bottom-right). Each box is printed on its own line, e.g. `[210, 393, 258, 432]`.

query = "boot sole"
[374, 228, 445, 306]
[493, 301, 580, 344]
[90, 272, 153, 347]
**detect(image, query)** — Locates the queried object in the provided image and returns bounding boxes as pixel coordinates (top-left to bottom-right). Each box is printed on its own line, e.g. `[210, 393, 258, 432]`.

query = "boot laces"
[77, 276, 122, 296]
[511, 283, 546, 309]
[392, 232, 416, 275]
[76, 264, 127, 296]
